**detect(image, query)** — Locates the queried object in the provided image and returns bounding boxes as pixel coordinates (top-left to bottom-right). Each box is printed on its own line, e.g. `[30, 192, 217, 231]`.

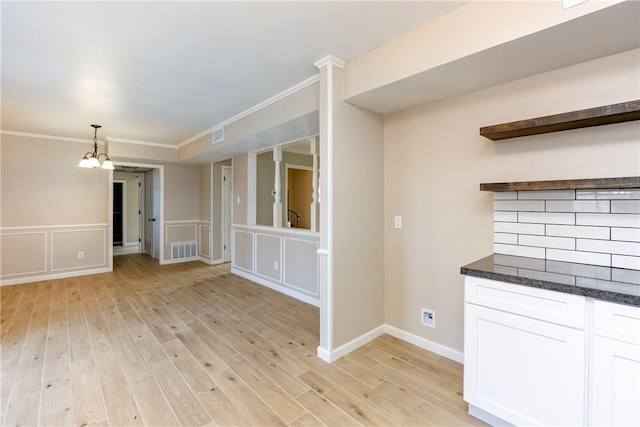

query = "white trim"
[283, 237, 319, 297]
[313, 55, 345, 69]
[199, 257, 226, 266]
[233, 223, 319, 239]
[0, 130, 99, 145]
[384, 324, 464, 364]
[178, 74, 320, 147]
[199, 224, 211, 258]
[0, 267, 110, 286]
[114, 161, 164, 263]
[317, 325, 386, 363]
[113, 179, 127, 246]
[231, 267, 320, 307]
[0, 223, 109, 231]
[316, 248, 329, 256]
[316, 324, 464, 364]
[164, 219, 200, 224]
[106, 137, 177, 149]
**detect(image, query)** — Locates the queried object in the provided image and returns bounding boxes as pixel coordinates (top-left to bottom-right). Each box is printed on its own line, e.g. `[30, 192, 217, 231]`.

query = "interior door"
[152, 168, 160, 259]
[144, 170, 155, 258]
[222, 166, 231, 262]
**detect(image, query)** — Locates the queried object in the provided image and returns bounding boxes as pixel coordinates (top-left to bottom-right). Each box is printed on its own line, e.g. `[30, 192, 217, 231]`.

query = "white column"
[310, 136, 320, 232]
[273, 146, 283, 228]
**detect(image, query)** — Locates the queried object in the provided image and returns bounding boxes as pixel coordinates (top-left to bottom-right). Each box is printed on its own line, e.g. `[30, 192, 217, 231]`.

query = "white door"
[222, 166, 232, 262]
[144, 170, 160, 259]
[152, 168, 160, 259]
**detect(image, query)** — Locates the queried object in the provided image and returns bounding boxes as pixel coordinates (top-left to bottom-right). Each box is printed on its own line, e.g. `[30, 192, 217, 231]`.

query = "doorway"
[111, 163, 163, 262]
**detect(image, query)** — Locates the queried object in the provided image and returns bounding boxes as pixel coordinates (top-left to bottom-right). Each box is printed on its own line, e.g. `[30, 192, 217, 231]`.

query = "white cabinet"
[464, 276, 640, 427]
[464, 277, 586, 426]
[590, 300, 640, 426]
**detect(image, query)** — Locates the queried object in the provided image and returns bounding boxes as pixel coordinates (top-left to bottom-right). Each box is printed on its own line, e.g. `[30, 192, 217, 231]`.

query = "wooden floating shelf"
[480, 100, 640, 141]
[480, 177, 640, 192]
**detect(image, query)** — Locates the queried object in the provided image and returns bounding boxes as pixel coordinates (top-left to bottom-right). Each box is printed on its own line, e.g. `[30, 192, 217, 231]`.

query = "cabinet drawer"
[593, 300, 640, 345]
[465, 276, 585, 329]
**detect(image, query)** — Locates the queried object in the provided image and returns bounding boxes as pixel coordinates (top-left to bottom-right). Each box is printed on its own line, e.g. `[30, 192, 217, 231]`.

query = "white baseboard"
[384, 324, 464, 363]
[316, 323, 464, 364]
[161, 256, 199, 265]
[198, 257, 226, 265]
[0, 267, 111, 286]
[231, 267, 320, 307]
[317, 324, 386, 363]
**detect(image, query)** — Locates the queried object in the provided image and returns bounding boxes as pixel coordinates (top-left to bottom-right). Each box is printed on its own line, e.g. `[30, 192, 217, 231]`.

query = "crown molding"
[314, 55, 345, 69]
[0, 130, 96, 144]
[106, 137, 177, 149]
[177, 73, 320, 148]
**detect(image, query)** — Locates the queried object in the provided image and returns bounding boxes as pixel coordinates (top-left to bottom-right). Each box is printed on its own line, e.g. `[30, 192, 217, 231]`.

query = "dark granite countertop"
[461, 254, 640, 307]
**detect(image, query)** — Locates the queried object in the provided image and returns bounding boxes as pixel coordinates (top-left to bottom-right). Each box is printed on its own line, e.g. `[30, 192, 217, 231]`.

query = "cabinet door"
[464, 303, 586, 426]
[591, 335, 640, 426]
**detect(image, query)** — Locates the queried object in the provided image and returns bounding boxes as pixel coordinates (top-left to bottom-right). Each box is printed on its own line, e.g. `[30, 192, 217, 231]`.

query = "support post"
[273, 146, 283, 227]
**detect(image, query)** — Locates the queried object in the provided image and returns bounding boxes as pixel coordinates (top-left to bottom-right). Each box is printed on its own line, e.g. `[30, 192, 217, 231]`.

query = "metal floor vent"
[171, 242, 198, 260]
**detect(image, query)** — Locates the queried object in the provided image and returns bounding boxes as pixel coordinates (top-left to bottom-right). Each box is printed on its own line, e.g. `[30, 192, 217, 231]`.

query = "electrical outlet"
[274, 261, 278, 270]
[394, 216, 402, 229]
[421, 308, 435, 328]
[77, 251, 85, 260]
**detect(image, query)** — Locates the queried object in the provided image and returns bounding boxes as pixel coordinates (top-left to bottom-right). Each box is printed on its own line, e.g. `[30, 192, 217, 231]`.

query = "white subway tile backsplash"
[492, 186, 640, 268]
[577, 213, 640, 228]
[494, 222, 545, 235]
[495, 232, 518, 244]
[518, 212, 575, 225]
[494, 211, 518, 222]
[546, 224, 610, 240]
[611, 200, 640, 214]
[546, 249, 611, 267]
[612, 268, 640, 285]
[612, 255, 640, 271]
[611, 227, 640, 242]
[494, 192, 518, 200]
[517, 190, 575, 200]
[545, 200, 610, 213]
[495, 243, 545, 259]
[495, 200, 545, 211]
[577, 189, 640, 200]
[577, 239, 640, 256]
[519, 235, 575, 250]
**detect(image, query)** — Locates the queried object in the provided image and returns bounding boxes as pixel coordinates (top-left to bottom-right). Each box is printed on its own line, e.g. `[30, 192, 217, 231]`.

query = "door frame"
[110, 162, 165, 263]
[221, 165, 232, 262]
[113, 180, 127, 246]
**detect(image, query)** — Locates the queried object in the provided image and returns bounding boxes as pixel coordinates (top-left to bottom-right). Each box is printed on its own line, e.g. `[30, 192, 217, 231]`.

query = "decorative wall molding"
[51, 229, 107, 272]
[0, 232, 47, 277]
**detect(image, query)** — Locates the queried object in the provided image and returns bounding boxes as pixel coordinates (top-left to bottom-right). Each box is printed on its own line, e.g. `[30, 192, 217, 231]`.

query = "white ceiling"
[1, 1, 467, 146]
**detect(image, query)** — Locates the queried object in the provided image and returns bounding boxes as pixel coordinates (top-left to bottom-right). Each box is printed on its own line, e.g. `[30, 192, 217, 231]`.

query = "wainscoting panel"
[255, 233, 282, 282]
[284, 237, 319, 296]
[199, 224, 211, 258]
[51, 229, 106, 271]
[0, 232, 47, 277]
[233, 230, 254, 273]
[232, 225, 319, 305]
[166, 224, 197, 243]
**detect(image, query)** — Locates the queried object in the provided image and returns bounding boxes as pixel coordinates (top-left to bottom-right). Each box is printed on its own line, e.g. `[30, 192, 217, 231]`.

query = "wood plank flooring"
[1, 254, 485, 426]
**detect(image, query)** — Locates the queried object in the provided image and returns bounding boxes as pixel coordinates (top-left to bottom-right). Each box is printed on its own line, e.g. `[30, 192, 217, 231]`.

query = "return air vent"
[171, 242, 198, 260]
[212, 127, 225, 143]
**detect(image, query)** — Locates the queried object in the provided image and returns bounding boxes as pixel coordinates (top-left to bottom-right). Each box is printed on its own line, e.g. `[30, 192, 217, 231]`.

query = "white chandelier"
[78, 124, 114, 169]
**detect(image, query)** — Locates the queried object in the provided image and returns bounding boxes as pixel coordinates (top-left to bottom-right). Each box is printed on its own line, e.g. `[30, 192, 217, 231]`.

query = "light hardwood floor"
[1, 254, 484, 426]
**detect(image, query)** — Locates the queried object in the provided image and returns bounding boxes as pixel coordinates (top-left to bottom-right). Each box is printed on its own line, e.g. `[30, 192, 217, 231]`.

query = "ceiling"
[1, 1, 467, 147]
